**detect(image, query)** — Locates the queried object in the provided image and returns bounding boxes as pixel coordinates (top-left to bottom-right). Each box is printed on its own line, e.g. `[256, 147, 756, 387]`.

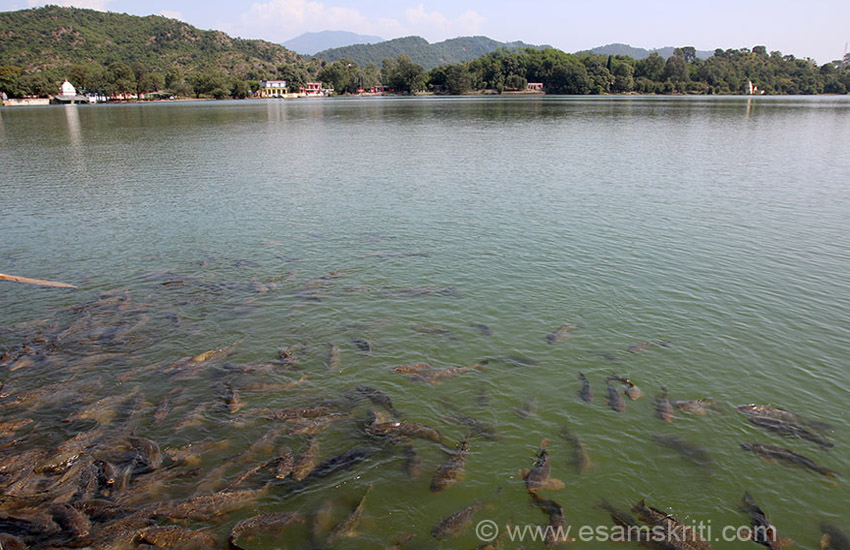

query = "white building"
[59, 80, 76, 97]
[259, 80, 288, 98]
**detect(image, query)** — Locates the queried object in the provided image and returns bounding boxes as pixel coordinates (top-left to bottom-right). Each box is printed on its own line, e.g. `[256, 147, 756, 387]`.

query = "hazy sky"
[2, 0, 847, 63]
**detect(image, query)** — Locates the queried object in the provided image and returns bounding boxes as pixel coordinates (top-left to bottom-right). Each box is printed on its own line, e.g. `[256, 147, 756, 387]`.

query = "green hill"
[0, 6, 299, 76]
[313, 35, 546, 70]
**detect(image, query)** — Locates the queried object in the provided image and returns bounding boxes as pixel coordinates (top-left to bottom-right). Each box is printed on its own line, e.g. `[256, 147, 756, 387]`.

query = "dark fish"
[515, 397, 539, 419]
[578, 372, 592, 403]
[328, 343, 341, 371]
[430, 436, 470, 493]
[737, 404, 833, 433]
[49, 502, 91, 537]
[522, 439, 565, 492]
[606, 381, 626, 413]
[530, 493, 569, 547]
[412, 324, 451, 334]
[153, 387, 183, 424]
[128, 436, 162, 473]
[431, 502, 484, 540]
[627, 340, 669, 353]
[473, 324, 494, 336]
[655, 387, 675, 423]
[448, 412, 500, 440]
[292, 438, 320, 481]
[150, 489, 263, 520]
[741, 492, 791, 549]
[276, 448, 295, 479]
[0, 534, 27, 550]
[741, 443, 840, 478]
[224, 383, 243, 414]
[597, 499, 640, 529]
[546, 323, 580, 344]
[401, 443, 422, 479]
[326, 484, 372, 544]
[652, 434, 715, 468]
[631, 499, 713, 550]
[559, 426, 591, 474]
[747, 416, 834, 450]
[229, 513, 305, 550]
[351, 337, 371, 352]
[366, 421, 442, 443]
[354, 386, 400, 417]
[821, 523, 850, 550]
[295, 448, 372, 485]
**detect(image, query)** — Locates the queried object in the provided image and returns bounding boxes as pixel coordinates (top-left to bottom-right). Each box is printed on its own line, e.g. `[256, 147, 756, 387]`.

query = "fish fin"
[821, 534, 830, 550]
[759, 456, 777, 465]
[780, 537, 794, 548]
[519, 469, 529, 479]
[542, 478, 565, 490]
[540, 438, 551, 449]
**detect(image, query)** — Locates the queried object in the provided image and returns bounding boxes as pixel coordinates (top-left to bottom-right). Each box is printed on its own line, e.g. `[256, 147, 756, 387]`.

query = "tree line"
[3, 46, 849, 100]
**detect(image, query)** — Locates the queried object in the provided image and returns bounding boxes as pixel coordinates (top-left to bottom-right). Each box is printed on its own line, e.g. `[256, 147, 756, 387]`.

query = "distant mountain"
[0, 6, 299, 75]
[313, 35, 547, 70]
[583, 43, 714, 60]
[282, 30, 384, 55]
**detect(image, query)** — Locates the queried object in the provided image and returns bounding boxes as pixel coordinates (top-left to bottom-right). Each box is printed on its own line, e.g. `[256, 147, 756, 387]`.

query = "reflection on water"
[0, 97, 849, 549]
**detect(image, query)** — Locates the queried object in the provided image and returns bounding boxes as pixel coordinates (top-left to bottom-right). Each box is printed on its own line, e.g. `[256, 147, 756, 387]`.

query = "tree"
[386, 55, 425, 94]
[663, 55, 689, 90]
[636, 53, 665, 81]
[108, 62, 135, 96]
[444, 65, 472, 95]
[0, 65, 24, 97]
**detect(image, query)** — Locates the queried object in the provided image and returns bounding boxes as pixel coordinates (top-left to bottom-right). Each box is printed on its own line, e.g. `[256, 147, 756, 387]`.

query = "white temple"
[59, 80, 76, 97]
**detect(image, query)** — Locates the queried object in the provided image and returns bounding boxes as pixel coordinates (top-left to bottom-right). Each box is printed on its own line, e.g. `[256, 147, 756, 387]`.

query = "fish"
[431, 501, 484, 540]
[391, 362, 431, 374]
[191, 340, 240, 363]
[607, 375, 643, 400]
[412, 360, 489, 384]
[326, 484, 372, 544]
[578, 372, 592, 403]
[652, 434, 715, 468]
[736, 405, 833, 433]
[149, 489, 264, 520]
[49, 502, 92, 537]
[354, 385, 400, 417]
[276, 448, 295, 479]
[655, 387, 675, 423]
[153, 387, 183, 424]
[559, 426, 591, 474]
[367, 421, 442, 443]
[261, 406, 338, 421]
[293, 447, 372, 486]
[128, 436, 163, 473]
[448, 412, 500, 440]
[136, 526, 217, 548]
[546, 323, 580, 344]
[0, 534, 27, 550]
[741, 443, 840, 478]
[747, 416, 834, 450]
[0, 418, 33, 437]
[401, 443, 422, 479]
[606, 381, 626, 413]
[821, 524, 850, 550]
[292, 438, 320, 481]
[530, 493, 569, 546]
[741, 492, 792, 549]
[412, 325, 451, 334]
[631, 499, 713, 550]
[223, 383, 243, 414]
[515, 397, 539, 419]
[673, 399, 716, 416]
[328, 343, 341, 371]
[598, 499, 640, 530]
[473, 323, 494, 336]
[430, 435, 470, 492]
[229, 513, 305, 550]
[351, 337, 372, 352]
[521, 439, 565, 492]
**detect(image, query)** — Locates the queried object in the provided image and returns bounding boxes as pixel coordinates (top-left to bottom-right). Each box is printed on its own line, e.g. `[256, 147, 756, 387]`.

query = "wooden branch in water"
[0, 272, 77, 289]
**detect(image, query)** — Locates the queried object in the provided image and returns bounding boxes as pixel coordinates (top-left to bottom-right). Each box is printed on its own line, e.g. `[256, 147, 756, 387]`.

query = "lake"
[1, 96, 849, 548]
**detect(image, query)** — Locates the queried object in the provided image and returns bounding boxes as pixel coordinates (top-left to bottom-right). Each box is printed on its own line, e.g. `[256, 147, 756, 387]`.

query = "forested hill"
[0, 6, 299, 75]
[313, 36, 546, 70]
[586, 43, 713, 60]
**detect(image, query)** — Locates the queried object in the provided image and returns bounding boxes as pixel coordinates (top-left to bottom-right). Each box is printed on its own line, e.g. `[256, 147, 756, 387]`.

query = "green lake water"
[0, 96, 849, 548]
